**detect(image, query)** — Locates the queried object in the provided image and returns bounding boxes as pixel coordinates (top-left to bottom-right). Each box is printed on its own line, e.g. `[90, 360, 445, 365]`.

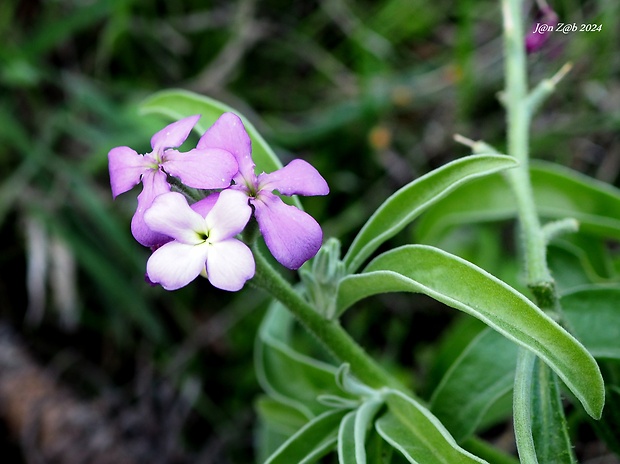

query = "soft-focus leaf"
[562, 287, 620, 359]
[590, 367, 620, 457]
[256, 301, 346, 418]
[547, 244, 601, 293]
[416, 161, 620, 244]
[264, 409, 346, 464]
[140, 89, 303, 208]
[256, 396, 309, 437]
[255, 396, 310, 462]
[337, 245, 605, 419]
[426, 316, 487, 394]
[375, 390, 487, 463]
[430, 328, 518, 441]
[342, 155, 517, 273]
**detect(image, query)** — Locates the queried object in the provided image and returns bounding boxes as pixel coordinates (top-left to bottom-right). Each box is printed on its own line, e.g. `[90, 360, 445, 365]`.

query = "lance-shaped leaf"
[530, 356, 578, 463]
[337, 245, 605, 419]
[513, 351, 578, 464]
[256, 301, 347, 418]
[140, 89, 302, 208]
[342, 154, 517, 273]
[430, 328, 518, 441]
[375, 390, 488, 463]
[416, 161, 620, 244]
[338, 398, 384, 464]
[264, 409, 346, 464]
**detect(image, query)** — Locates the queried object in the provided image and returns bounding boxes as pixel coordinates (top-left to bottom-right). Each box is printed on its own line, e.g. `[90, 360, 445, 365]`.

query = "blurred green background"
[0, 0, 618, 462]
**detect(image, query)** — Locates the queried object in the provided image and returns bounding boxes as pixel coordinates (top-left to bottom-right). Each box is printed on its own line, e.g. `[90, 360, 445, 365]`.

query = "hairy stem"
[501, 0, 556, 309]
[251, 244, 404, 392]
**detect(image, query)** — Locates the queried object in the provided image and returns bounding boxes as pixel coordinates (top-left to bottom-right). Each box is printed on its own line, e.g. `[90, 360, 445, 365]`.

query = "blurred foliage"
[0, 0, 618, 462]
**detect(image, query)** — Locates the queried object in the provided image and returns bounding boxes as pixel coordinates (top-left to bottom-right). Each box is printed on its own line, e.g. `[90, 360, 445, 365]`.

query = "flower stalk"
[501, 0, 556, 310]
[250, 243, 404, 392]
[503, 2, 578, 462]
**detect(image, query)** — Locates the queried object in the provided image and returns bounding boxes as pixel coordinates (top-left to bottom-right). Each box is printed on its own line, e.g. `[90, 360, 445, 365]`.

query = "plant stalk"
[251, 245, 404, 392]
[501, 0, 556, 310]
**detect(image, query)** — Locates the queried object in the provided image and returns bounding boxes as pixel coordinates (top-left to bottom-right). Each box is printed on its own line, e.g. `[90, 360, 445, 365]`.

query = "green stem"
[501, 0, 556, 309]
[251, 245, 404, 392]
[502, 3, 578, 463]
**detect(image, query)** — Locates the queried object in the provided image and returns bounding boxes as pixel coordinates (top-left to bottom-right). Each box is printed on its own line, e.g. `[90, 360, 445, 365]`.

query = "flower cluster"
[109, 113, 329, 291]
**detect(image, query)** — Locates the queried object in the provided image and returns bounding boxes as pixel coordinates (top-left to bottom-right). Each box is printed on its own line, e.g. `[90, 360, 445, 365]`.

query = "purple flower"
[197, 113, 329, 270]
[143, 190, 255, 291]
[108, 115, 238, 247]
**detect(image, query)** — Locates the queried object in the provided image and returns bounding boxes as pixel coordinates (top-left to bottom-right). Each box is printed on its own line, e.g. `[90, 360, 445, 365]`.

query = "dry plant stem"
[251, 244, 404, 393]
[501, 0, 556, 310]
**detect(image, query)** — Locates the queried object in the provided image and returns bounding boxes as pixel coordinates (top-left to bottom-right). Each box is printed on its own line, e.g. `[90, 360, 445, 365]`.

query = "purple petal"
[146, 241, 209, 291]
[150, 115, 201, 152]
[206, 189, 252, 241]
[144, 192, 207, 244]
[206, 239, 255, 291]
[191, 193, 220, 217]
[196, 113, 255, 182]
[131, 170, 171, 247]
[108, 146, 151, 198]
[253, 191, 323, 269]
[163, 148, 238, 189]
[258, 159, 329, 196]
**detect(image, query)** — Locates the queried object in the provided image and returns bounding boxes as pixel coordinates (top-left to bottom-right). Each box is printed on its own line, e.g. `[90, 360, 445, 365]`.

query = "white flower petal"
[146, 241, 209, 291]
[144, 192, 207, 244]
[205, 189, 252, 241]
[206, 239, 255, 291]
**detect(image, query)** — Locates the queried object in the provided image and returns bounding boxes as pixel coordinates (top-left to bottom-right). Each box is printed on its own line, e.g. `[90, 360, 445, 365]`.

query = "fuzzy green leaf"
[338, 399, 384, 464]
[530, 357, 578, 463]
[342, 155, 517, 273]
[337, 245, 605, 419]
[375, 390, 487, 463]
[513, 351, 578, 464]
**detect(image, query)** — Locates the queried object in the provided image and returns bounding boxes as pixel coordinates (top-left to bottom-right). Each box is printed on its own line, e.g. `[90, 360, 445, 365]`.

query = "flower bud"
[525, 5, 559, 54]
